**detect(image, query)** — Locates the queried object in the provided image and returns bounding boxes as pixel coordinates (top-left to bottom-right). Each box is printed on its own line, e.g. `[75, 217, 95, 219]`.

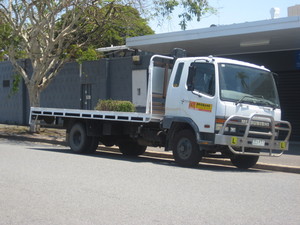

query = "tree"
[0, 0, 215, 131]
[0, 1, 151, 107]
[66, 4, 154, 60]
[153, 0, 216, 30]
[0, 1, 102, 131]
[89, 5, 154, 47]
[0, 1, 77, 104]
[0, 22, 9, 60]
[0, 21, 26, 60]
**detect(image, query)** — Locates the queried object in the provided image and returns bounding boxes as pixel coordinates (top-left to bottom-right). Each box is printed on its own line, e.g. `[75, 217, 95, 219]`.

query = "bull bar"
[214, 113, 292, 157]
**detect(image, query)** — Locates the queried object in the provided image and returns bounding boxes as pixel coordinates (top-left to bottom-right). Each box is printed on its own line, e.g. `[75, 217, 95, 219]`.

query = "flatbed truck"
[29, 54, 292, 169]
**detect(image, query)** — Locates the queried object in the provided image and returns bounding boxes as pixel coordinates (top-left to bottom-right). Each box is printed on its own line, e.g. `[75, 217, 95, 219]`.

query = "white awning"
[126, 16, 300, 56]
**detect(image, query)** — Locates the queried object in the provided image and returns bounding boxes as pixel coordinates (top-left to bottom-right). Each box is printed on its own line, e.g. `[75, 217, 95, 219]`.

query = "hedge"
[94, 99, 136, 112]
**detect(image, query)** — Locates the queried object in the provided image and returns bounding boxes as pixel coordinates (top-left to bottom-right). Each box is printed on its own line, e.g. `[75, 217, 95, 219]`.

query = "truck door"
[181, 62, 217, 133]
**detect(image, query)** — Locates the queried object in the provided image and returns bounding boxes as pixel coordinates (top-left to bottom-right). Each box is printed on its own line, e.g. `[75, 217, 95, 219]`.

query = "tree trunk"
[27, 84, 41, 133]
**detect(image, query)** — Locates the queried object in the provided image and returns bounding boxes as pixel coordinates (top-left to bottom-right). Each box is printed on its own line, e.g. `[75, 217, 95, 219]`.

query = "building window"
[3, 80, 10, 88]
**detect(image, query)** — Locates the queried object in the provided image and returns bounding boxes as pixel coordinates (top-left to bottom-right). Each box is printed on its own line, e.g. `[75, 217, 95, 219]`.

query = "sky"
[150, 0, 300, 33]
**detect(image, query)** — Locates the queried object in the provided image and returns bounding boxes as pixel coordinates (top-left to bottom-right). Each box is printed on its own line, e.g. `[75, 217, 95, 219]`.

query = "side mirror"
[187, 65, 196, 91]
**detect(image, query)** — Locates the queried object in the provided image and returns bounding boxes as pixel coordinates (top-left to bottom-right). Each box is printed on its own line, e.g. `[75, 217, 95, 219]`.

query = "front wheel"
[172, 129, 202, 167]
[230, 155, 259, 169]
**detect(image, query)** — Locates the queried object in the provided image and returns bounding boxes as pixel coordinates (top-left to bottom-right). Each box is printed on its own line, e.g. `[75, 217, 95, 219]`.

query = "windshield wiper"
[235, 95, 256, 105]
[255, 99, 278, 109]
[236, 95, 278, 109]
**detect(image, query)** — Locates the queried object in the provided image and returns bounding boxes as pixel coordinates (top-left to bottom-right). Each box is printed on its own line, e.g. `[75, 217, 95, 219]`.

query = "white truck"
[29, 54, 292, 169]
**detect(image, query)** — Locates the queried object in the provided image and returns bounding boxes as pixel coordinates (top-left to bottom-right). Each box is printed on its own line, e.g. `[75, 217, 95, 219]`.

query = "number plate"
[252, 139, 265, 146]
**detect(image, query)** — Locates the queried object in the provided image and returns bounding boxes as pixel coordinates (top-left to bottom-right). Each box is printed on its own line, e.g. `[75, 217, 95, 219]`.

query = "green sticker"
[231, 137, 238, 145]
[280, 142, 286, 149]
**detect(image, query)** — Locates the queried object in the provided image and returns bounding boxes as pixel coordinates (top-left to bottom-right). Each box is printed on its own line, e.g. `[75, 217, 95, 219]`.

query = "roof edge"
[127, 16, 300, 47]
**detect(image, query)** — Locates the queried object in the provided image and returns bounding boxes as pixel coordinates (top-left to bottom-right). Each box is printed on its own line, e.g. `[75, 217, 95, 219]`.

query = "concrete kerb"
[0, 133, 300, 174]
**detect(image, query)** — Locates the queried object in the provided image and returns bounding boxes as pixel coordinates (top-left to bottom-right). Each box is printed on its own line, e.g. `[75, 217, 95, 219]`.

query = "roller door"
[277, 71, 300, 140]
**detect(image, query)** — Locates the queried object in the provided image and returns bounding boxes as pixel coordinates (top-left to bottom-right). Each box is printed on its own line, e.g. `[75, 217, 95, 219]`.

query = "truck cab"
[159, 55, 291, 168]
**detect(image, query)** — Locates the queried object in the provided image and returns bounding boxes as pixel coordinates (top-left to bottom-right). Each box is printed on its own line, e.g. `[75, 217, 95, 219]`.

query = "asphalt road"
[1, 140, 300, 225]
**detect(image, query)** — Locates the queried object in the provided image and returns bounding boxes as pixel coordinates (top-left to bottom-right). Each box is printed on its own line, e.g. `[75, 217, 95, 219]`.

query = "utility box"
[132, 69, 147, 108]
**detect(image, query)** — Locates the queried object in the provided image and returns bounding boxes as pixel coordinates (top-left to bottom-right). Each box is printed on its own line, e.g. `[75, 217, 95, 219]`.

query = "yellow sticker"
[231, 137, 238, 145]
[280, 142, 286, 149]
[189, 101, 212, 112]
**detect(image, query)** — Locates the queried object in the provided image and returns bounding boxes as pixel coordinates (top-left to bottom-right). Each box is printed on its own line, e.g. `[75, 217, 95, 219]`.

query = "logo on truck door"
[189, 101, 212, 112]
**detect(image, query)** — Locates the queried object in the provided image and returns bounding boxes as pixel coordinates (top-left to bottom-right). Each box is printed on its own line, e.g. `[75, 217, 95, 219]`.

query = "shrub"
[94, 99, 136, 112]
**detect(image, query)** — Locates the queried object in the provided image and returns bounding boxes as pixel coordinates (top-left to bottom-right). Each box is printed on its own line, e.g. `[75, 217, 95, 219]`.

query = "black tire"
[172, 129, 202, 167]
[230, 155, 259, 169]
[118, 140, 147, 156]
[68, 123, 92, 154]
[86, 136, 99, 154]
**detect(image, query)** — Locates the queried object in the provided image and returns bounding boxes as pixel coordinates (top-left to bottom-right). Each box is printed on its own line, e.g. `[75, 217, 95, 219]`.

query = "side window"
[173, 62, 184, 87]
[192, 62, 215, 96]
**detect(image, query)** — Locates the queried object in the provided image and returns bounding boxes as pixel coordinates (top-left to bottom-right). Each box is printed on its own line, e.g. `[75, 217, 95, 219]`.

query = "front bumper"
[214, 113, 292, 157]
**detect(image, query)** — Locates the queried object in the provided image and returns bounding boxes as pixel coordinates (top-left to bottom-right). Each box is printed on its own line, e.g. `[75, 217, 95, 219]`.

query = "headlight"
[230, 127, 236, 132]
[215, 118, 236, 133]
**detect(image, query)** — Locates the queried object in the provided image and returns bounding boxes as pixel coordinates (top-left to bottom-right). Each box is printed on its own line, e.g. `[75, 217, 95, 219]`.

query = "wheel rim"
[177, 137, 192, 160]
[73, 131, 82, 146]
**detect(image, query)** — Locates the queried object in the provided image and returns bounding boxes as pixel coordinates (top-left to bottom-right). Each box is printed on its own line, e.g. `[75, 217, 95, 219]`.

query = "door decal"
[188, 101, 212, 112]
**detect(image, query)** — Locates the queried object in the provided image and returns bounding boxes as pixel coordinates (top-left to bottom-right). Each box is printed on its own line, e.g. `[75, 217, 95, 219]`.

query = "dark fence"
[0, 55, 151, 125]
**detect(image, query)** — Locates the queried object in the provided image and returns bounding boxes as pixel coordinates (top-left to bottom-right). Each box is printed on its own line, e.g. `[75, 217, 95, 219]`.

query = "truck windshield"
[218, 63, 280, 108]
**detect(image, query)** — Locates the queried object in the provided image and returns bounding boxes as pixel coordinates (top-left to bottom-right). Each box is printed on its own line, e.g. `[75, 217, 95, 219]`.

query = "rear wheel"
[68, 123, 91, 154]
[230, 155, 259, 169]
[172, 129, 202, 167]
[86, 136, 99, 154]
[118, 140, 147, 156]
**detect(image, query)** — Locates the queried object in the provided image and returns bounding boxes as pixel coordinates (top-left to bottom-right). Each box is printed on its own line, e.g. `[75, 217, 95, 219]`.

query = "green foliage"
[9, 74, 21, 97]
[95, 99, 136, 112]
[0, 23, 10, 48]
[64, 4, 154, 56]
[154, 0, 217, 30]
[0, 23, 10, 61]
[0, 1, 214, 62]
[0, 50, 7, 61]
[76, 47, 101, 63]
[99, 5, 154, 47]
[0, 21, 28, 60]
[67, 45, 104, 63]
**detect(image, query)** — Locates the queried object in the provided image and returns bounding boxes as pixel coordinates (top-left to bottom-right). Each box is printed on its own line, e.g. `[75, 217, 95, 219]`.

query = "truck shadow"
[27, 146, 266, 173]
